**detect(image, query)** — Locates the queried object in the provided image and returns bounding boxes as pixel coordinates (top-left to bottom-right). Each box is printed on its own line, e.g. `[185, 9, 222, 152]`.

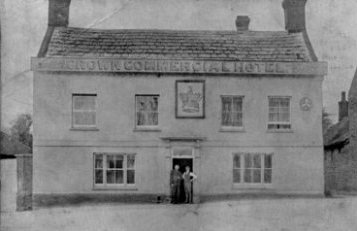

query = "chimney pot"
[339, 91, 349, 121]
[48, 0, 71, 27]
[235, 16, 250, 31]
[282, 0, 307, 33]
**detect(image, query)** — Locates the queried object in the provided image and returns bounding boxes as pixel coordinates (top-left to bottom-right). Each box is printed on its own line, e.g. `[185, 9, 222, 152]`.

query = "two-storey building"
[32, 0, 327, 204]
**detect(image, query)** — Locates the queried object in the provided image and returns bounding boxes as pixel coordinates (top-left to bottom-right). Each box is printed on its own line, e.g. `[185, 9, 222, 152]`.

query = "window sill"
[219, 127, 245, 133]
[267, 129, 293, 133]
[70, 127, 99, 131]
[133, 127, 161, 132]
[93, 185, 138, 191]
[232, 183, 273, 190]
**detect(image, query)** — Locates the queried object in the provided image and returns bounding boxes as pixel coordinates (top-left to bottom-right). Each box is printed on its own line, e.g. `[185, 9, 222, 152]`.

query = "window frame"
[267, 96, 292, 131]
[72, 94, 97, 129]
[220, 95, 245, 131]
[134, 94, 160, 131]
[93, 153, 136, 189]
[232, 152, 273, 188]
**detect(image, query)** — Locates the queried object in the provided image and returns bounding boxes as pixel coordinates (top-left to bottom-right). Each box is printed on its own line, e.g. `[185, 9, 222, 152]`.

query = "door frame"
[163, 140, 202, 203]
[171, 157, 194, 203]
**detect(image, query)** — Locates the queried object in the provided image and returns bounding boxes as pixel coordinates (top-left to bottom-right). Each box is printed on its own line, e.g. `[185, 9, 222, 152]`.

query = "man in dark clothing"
[170, 165, 182, 204]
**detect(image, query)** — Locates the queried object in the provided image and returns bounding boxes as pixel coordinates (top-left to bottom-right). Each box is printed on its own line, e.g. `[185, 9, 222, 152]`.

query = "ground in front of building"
[1, 196, 357, 231]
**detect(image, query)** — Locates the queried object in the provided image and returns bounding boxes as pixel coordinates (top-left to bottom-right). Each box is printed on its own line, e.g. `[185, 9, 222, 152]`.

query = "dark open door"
[172, 158, 193, 203]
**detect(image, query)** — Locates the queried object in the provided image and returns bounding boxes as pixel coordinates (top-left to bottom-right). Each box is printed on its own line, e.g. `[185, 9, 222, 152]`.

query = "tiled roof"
[43, 27, 314, 62]
[324, 117, 349, 150]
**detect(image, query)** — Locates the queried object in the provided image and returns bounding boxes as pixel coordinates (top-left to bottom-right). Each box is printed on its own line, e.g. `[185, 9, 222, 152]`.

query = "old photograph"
[1, 0, 357, 230]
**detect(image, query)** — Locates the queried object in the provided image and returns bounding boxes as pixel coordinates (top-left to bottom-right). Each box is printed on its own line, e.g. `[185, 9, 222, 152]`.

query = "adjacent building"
[32, 0, 327, 204]
[324, 69, 357, 193]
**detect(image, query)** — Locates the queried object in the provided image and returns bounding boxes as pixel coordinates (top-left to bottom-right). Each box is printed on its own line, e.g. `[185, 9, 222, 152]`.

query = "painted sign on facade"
[176, 80, 205, 118]
[31, 57, 328, 76]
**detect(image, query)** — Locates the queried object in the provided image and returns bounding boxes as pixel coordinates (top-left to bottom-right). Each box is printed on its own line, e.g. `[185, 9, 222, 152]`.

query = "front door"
[164, 141, 201, 203]
[172, 158, 193, 203]
[172, 158, 193, 173]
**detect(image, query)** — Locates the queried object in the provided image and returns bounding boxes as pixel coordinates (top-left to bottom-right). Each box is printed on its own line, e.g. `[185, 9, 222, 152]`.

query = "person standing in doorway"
[183, 166, 197, 204]
[170, 164, 182, 204]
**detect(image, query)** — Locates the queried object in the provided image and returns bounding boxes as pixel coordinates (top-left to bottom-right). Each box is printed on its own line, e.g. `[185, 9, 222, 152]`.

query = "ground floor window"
[94, 153, 135, 187]
[233, 153, 272, 184]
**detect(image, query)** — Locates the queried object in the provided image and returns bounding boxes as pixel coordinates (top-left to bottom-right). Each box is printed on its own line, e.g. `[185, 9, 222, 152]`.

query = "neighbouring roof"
[40, 27, 315, 62]
[324, 117, 349, 150]
[0, 131, 31, 157]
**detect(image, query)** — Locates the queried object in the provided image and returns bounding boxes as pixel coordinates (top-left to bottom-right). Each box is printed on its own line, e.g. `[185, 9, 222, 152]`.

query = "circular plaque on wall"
[300, 97, 313, 111]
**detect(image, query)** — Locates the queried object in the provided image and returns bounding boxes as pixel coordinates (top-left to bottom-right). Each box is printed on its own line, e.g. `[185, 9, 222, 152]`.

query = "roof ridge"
[61, 26, 290, 34]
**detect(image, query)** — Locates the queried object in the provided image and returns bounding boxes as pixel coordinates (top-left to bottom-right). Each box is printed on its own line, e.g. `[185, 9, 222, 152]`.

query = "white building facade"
[32, 0, 327, 204]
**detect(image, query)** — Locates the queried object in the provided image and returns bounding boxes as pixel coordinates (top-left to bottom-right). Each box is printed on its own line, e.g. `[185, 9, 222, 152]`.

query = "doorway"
[172, 158, 193, 173]
[172, 158, 193, 203]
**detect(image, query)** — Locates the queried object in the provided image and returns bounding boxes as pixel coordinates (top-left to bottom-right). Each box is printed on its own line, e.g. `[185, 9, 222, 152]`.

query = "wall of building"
[0, 159, 17, 212]
[33, 145, 324, 195]
[324, 146, 357, 193]
[34, 72, 323, 145]
[33, 72, 324, 197]
[16, 154, 33, 211]
[33, 146, 167, 194]
[200, 146, 323, 195]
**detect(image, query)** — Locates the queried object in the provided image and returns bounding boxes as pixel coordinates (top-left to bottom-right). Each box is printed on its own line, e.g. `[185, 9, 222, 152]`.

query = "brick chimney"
[48, 0, 71, 27]
[339, 91, 348, 121]
[282, 0, 307, 33]
[235, 16, 250, 31]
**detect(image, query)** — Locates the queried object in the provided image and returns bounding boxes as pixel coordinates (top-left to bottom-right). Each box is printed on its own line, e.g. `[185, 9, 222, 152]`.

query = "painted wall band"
[31, 57, 327, 76]
[34, 139, 323, 148]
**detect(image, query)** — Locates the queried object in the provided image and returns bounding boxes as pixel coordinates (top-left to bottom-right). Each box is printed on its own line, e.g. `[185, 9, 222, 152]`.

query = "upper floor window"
[221, 96, 243, 128]
[268, 96, 291, 130]
[135, 95, 159, 128]
[72, 94, 96, 128]
[233, 153, 272, 184]
[94, 153, 136, 187]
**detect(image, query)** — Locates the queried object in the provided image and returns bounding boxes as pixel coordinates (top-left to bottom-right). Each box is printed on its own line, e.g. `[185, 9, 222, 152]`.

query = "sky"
[1, 0, 357, 129]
